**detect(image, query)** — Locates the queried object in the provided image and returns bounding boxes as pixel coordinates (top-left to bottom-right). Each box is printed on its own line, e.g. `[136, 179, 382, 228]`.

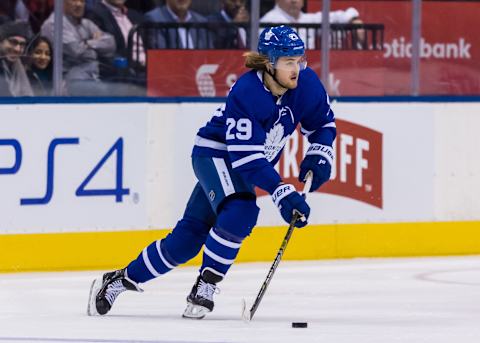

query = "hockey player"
[87, 25, 336, 319]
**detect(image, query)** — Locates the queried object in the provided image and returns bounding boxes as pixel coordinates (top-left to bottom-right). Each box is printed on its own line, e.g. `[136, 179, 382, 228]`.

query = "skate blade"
[241, 298, 251, 322]
[182, 303, 210, 319]
[86, 277, 103, 316]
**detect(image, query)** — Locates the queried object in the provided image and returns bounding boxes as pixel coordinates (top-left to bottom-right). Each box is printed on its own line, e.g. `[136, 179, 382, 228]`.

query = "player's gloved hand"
[299, 144, 333, 192]
[271, 183, 310, 228]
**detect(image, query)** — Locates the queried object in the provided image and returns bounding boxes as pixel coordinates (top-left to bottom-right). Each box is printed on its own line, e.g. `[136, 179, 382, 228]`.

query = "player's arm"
[225, 93, 310, 228]
[298, 74, 337, 192]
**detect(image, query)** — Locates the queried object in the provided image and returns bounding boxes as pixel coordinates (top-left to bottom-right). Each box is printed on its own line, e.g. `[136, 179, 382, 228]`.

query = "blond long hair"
[243, 51, 270, 71]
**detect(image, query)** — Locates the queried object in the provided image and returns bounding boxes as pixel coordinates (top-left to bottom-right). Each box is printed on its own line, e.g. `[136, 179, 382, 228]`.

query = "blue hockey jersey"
[192, 67, 336, 194]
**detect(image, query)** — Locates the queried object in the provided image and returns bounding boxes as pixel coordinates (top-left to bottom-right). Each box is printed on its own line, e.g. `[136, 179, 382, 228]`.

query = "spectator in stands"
[86, 0, 156, 12]
[0, 1, 54, 33]
[0, 15, 11, 26]
[261, 0, 362, 49]
[144, 0, 212, 49]
[0, 1, 17, 22]
[191, 0, 222, 16]
[0, 1, 31, 27]
[14, 1, 30, 22]
[26, 35, 52, 96]
[207, 0, 249, 49]
[86, 0, 145, 67]
[41, 0, 116, 96]
[22, 0, 55, 33]
[0, 21, 34, 96]
[85, 0, 100, 9]
[261, 0, 360, 24]
[125, 0, 156, 14]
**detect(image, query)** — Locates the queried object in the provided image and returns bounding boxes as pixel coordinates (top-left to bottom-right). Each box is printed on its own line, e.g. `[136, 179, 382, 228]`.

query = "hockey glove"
[271, 184, 310, 228]
[299, 144, 333, 192]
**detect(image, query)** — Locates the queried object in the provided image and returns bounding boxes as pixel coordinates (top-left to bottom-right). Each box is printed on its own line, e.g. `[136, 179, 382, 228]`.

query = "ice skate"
[182, 269, 222, 319]
[87, 268, 143, 316]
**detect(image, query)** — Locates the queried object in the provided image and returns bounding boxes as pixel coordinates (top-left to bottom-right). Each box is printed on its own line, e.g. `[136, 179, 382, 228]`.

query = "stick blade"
[241, 298, 251, 322]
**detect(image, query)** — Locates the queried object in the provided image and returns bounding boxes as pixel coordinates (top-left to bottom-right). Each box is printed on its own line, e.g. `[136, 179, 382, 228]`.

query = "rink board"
[1, 221, 480, 272]
[0, 100, 479, 272]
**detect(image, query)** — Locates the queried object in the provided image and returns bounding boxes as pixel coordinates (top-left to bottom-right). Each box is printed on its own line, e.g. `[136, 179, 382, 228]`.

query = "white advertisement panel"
[0, 104, 148, 234]
[2, 101, 476, 235]
[433, 103, 480, 221]
[146, 103, 216, 228]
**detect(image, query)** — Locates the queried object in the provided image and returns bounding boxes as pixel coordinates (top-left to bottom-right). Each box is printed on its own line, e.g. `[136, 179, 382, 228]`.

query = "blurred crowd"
[0, 0, 362, 97]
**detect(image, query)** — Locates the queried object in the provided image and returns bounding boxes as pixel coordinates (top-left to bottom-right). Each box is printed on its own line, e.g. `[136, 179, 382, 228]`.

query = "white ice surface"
[1, 256, 480, 343]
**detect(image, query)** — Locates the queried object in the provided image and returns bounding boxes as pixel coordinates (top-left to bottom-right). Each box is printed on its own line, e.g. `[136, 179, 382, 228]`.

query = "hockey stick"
[242, 171, 313, 322]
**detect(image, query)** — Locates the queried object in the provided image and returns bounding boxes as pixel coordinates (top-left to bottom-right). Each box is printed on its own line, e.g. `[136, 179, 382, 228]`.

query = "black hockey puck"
[292, 322, 308, 328]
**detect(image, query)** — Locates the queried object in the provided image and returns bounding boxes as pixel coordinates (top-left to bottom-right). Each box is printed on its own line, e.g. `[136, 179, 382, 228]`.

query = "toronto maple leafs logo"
[274, 106, 294, 125]
[264, 124, 289, 162]
[213, 104, 225, 117]
[264, 29, 276, 41]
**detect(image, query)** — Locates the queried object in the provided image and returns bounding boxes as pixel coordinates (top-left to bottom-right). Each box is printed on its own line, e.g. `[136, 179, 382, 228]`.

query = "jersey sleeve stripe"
[227, 145, 265, 152]
[195, 135, 227, 151]
[322, 122, 336, 129]
[231, 153, 266, 168]
[300, 127, 315, 137]
[301, 121, 336, 137]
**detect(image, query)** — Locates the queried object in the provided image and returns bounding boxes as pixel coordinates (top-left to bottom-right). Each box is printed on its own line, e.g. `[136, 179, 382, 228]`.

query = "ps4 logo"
[0, 137, 129, 206]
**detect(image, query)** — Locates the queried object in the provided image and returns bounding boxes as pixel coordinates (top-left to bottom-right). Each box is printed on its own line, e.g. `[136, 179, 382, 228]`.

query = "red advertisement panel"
[148, 51, 247, 97]
[317, 0, 480, 95]
[147, 50, 385, 96]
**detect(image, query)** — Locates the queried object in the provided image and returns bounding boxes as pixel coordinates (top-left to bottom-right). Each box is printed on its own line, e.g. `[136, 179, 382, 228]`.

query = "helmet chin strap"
[264, 67, 289, 93]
